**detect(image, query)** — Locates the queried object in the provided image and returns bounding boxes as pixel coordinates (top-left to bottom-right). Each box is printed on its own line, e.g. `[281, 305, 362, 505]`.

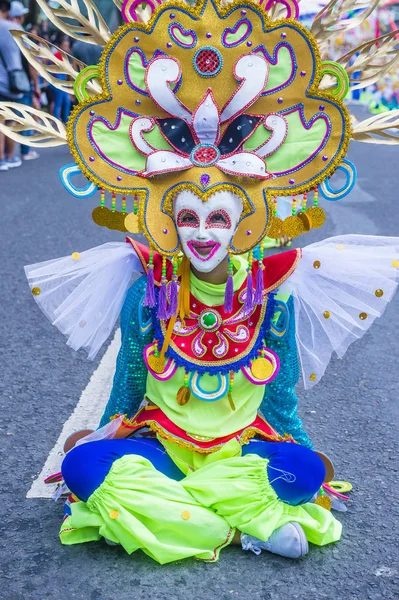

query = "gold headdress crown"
[1, 0, 399, 252]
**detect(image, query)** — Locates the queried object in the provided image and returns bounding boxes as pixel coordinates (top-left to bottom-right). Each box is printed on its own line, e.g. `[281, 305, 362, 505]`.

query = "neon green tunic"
[146, 256, 274, 437]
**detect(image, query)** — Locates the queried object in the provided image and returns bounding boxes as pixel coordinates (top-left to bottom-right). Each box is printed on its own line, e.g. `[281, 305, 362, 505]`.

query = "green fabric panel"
[127, 51, 147, 93]
[146, 362, 265, 438]
[61, 454, 234, 564]
[183, 454, 342, 546]
[267, 111, 327, 172]
[255, 46, 293, 93]
[243, 122, 271, 151]
[143, 126, 173, 150]
[244, 110, 327, 173]
[160, 437, 242, 476]
[174, 28, 192, 45]
[225, 23, 249, 45]
[91, 117, 172, 170]
[189, 254, 248, 305]
[91, 114, 146, 171]
[60, 453, 341, 560]
[127, 51, 178, 92]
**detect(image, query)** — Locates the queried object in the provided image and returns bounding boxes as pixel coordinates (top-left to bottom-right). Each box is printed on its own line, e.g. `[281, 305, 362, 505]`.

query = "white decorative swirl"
[193, 331, 207, 357]
[221, 54, 269, 124]
[145, 57, 191, 122]
[192, 90, 220, 145]
[255, 114, 288, 158]
[130, 117, 155, 155]
[213, 332, 229, 357]
[224, 325, 250, 343]
[173, 319, 198, 335]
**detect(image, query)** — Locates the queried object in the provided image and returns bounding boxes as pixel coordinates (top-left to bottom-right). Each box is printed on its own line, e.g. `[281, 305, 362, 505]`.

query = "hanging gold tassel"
[314, 495, 332, 511]
[177, 254, 191, 322]
[177, 371, 191, 406]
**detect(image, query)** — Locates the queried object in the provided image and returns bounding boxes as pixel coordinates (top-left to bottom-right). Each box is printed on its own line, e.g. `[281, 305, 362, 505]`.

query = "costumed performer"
[3, 0, 399, 565]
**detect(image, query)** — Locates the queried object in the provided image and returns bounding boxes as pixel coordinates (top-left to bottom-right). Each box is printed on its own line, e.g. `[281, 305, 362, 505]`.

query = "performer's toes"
[241, 523, 309, 559]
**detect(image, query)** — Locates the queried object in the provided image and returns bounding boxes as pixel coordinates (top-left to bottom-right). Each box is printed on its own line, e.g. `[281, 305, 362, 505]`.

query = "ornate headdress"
[2, 0, 399, 267]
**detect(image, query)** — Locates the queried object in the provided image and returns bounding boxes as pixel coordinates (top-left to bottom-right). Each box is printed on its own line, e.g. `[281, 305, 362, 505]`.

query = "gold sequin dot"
[313, 260, 321, 269]
[336, 245, 345, 250]
[314, 495, 332, 511]
[392, 259, 399, 269]
[109, 510, 119, 520]
[323, 311, 331, 319]
[375, 289, 384, 298]
[31, 287, 41, 296]
[359, 312, 368, 320]
[181, 511, 191, 521]
[71, 252, 80, 261]
[309, 373, 317, 382]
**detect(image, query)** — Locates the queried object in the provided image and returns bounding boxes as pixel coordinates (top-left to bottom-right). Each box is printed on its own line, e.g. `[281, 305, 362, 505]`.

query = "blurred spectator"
[50, 33, 72, 124]
[72, 39, 102, 66]
[0, 0, 23, 170]
[9, 0, 40, 161]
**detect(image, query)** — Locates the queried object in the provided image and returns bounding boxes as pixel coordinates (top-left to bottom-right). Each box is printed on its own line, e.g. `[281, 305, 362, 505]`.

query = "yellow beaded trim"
[115, 413, 293, 454]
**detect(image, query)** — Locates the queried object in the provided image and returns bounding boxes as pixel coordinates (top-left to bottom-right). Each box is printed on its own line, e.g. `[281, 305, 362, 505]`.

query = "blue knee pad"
[62, 438, 184, 502]
[242, 440, 326, 506]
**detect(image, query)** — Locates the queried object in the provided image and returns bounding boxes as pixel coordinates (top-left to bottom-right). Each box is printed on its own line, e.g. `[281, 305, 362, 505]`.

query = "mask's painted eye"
[206, 209, 231, 229]
[177, 209, 199, 227]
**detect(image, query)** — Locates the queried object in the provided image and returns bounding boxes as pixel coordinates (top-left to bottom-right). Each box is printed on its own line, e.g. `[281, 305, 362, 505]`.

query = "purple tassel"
[254, 265, 264, 305]
[244, 271, 254, 313]
[157, 278, 169, 320]
[224, 272, 234, 313]
[167, 275, 178, 318]
[143, 266, 155, 308]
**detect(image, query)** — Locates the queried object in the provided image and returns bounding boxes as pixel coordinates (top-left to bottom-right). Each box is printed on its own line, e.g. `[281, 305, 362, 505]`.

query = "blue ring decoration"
[190, 144, 220, 167]
[193, 46, 223, 78]
[189, 372, 229, 402]
[59, 163, 98, 198]
[318, 158, 357, 201]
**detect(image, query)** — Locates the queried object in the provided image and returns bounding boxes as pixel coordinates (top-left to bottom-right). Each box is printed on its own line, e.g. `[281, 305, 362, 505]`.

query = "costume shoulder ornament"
[3, 0, 399, 249]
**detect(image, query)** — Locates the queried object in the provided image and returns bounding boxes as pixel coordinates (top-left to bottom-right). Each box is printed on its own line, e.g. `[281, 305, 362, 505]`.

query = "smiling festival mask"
[174, 189, 243, 273]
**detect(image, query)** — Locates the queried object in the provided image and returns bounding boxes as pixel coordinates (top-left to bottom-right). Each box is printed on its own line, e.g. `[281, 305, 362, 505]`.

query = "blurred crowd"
[0, 0, 102, 172]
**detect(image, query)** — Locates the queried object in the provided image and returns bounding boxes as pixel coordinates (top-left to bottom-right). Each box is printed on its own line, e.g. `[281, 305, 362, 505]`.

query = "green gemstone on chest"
[203, 313, 217, 327]
[199, 309, 221, 331]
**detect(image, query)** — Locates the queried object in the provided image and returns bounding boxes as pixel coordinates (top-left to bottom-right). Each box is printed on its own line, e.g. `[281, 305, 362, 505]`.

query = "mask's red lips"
[187, 240, 221, 261]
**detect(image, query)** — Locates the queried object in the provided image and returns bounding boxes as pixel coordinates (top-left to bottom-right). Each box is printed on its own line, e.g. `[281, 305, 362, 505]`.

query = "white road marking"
[27, 330, 121, 499]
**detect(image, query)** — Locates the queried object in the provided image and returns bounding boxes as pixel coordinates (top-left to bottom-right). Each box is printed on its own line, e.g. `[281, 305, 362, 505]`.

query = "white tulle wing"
[25, 242, 145, 359]
[279, 235, 399, 388]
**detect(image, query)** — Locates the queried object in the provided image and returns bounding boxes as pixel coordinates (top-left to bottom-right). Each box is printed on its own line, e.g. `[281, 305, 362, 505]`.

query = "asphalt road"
[1, 121, 399, 599]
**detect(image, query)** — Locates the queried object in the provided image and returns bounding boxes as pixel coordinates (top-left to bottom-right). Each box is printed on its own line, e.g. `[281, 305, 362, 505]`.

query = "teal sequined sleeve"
[260, 296, 313, 448]
[99, 276, 153, 427]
